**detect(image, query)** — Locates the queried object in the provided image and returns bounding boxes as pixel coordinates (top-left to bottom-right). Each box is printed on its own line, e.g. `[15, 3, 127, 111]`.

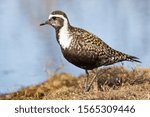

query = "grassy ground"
[0, 66, 150, 100]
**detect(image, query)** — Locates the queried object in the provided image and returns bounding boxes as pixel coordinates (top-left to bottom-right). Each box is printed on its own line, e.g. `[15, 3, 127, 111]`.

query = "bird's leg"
[85, 68, 99, 92]
[84, 70, 89, 90]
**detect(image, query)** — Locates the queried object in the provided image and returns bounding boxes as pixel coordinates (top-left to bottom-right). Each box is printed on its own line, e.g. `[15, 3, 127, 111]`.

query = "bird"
[40, 10, 141, 92]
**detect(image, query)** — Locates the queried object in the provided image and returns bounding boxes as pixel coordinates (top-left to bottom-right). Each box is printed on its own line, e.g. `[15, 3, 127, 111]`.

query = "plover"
[40, 10, 141, 92]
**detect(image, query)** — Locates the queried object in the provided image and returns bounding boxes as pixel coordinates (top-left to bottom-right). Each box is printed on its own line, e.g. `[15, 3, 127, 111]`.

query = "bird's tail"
[126, 55, 141, 63]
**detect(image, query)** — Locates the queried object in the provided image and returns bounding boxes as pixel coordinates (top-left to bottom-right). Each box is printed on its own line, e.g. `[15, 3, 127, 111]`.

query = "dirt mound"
[0, 66, 150, 100]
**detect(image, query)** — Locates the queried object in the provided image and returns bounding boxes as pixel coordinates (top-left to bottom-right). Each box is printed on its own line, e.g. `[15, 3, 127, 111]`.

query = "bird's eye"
[52, 17, 56, 20]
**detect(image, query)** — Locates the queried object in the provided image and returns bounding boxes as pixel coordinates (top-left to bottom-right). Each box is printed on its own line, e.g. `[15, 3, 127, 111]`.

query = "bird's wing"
[70, 27, 141, 66]
[71, 27, 126, 65]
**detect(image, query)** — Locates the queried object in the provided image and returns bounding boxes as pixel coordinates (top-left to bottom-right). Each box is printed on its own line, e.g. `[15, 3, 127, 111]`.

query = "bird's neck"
[56, 24, 72, 49]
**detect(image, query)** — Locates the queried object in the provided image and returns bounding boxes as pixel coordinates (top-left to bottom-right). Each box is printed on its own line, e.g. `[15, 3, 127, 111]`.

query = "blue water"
[0, 0, 150, 94]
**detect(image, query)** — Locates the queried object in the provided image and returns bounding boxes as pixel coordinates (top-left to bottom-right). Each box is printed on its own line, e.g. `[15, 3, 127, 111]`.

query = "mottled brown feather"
[60, 26, 140, 70]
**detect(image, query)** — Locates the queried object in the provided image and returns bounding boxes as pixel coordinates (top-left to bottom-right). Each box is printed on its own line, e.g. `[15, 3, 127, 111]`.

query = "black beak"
[40, 20, 48, 26]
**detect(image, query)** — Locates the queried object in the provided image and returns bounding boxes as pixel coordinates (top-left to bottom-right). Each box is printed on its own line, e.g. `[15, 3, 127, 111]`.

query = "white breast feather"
[59, 25, 72, 49]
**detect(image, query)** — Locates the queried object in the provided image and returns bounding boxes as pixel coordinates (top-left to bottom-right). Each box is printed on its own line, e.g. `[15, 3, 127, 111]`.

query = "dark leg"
[84, 70, 89, 91]
[85, 68, 99, 92]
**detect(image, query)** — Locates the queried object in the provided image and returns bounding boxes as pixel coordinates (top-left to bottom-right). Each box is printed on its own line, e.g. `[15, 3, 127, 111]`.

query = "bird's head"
[40, 10, 70, 29]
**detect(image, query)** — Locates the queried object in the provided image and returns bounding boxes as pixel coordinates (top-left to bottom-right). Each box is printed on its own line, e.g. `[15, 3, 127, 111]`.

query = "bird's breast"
[61, 44, 100, 70]
[58, 26, 72, 49]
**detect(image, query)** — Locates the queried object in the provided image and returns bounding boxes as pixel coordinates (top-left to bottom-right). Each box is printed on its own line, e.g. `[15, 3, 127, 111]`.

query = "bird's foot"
[84, 85, 90, 92]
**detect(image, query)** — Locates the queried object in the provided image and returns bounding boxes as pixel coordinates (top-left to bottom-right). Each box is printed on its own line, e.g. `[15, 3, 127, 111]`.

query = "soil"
[0, 66, 150, 100]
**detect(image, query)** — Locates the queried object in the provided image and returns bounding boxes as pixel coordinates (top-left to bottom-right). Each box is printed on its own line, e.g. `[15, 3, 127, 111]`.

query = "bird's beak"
[40, 20, 49, 26]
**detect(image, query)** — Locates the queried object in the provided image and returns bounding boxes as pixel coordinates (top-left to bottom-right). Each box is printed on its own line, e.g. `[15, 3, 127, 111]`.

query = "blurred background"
[0, 0, 150, 94]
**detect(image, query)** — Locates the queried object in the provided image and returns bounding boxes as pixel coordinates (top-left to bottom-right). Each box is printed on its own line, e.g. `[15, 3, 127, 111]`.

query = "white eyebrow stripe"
[48, 14, 66, 20]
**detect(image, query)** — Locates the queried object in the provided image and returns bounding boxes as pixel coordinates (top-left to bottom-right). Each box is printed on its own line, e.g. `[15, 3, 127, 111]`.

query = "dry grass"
[0, 66, 150, 100]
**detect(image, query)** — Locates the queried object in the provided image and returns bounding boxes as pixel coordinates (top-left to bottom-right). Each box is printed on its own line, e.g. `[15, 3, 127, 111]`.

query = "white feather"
[59, 25, 72, 49]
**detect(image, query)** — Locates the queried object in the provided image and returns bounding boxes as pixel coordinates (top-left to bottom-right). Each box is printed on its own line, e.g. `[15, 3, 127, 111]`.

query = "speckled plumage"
[40, 10, 141, 91]
[61, 26, 140, 70]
